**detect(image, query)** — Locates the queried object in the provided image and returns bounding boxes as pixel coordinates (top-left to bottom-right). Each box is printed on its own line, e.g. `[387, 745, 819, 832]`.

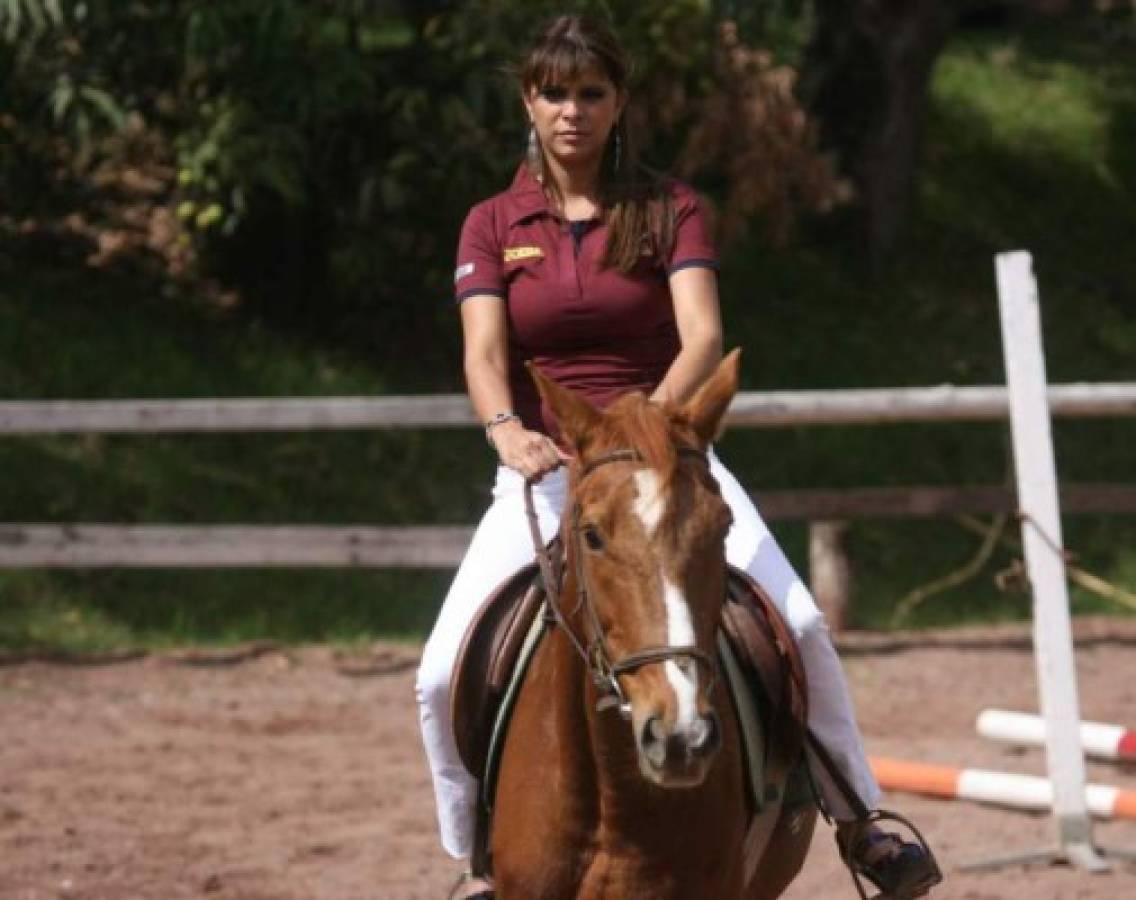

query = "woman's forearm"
[464, 354, 516, 425]
[654, 265, 725, 406]
[465, 346, 564, 476]
[650, 333, 724, 406]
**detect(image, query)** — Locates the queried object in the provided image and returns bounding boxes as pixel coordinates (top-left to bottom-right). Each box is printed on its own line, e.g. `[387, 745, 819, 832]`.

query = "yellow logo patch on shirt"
[503, 245, 544, 263]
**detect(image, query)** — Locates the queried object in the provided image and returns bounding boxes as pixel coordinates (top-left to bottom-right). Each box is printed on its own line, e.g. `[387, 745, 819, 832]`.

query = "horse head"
[530, 350, 741, 788]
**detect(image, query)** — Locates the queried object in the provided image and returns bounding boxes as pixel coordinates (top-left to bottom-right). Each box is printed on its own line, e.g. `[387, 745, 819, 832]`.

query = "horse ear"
[527, 362, 601, 455]
[678, 348, 741, 448]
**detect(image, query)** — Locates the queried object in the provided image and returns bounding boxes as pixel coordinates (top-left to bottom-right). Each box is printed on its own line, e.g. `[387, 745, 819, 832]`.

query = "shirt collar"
[503, 164, 553, 226]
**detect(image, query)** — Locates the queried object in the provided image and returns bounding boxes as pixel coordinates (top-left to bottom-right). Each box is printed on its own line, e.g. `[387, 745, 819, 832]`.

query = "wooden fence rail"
[3, 383, 1135, 629]
[2, 382, 1135, 433]
[0, 524, 474, 569]
[3, 485, 1134, 570]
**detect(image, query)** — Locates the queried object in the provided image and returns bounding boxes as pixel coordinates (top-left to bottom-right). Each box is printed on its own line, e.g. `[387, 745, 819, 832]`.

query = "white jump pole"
[985, 251, 1113, 873]
[977, 709, 1136, 764]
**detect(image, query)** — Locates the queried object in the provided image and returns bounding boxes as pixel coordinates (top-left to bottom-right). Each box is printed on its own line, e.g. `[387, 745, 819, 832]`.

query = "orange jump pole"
[869, 757, 1136, 822]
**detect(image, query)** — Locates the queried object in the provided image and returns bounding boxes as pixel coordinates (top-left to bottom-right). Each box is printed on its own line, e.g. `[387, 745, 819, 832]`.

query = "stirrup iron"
[839, 809, 943, 900]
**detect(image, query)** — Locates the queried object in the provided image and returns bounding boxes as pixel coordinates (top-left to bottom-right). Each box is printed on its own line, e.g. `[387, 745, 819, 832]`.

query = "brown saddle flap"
[450, 541, 561, 780]
[722, 565, 809, 767]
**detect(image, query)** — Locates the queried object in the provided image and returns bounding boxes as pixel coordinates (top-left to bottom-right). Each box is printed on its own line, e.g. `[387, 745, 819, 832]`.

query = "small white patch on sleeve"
[454, 262, 475, 283]
[633, 469, 665, 537]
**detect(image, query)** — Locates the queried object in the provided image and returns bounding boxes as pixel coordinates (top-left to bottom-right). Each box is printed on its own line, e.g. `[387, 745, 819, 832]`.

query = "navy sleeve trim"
[455, 287, 506, 305]
[667, 258, 719, 276]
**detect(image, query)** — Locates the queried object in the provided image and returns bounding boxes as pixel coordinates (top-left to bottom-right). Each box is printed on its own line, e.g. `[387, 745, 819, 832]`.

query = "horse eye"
[582, 525, 605, 552]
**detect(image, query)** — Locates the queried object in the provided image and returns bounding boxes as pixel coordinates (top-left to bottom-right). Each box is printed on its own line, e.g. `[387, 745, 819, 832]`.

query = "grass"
[1, 13, 1134, 652]
[0, 569, 452, 652]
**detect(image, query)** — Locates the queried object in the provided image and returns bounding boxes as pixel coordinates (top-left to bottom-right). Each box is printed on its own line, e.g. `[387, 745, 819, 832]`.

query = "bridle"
[524, 447, 720, 719]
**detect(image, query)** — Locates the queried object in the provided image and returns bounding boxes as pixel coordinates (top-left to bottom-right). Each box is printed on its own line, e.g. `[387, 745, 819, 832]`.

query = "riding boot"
[807, 731, 943, 898]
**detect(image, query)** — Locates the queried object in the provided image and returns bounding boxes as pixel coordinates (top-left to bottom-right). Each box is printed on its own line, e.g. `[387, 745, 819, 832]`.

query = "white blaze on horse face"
[632, 469, 666, 537]
[663, 579, 698, 730]
[633, 469, 699, 730]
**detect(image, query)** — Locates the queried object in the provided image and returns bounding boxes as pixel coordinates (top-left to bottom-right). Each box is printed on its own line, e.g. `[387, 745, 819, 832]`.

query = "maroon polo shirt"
[454, 166, 718, 438]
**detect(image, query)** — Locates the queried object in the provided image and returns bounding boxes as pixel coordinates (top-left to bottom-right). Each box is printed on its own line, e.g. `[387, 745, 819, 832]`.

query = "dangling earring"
[613, 128, 622, 172]
[527, 125, 546, 181]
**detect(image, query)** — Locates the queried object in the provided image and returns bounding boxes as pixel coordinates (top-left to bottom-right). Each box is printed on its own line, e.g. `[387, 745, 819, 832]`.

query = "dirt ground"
[2, 618, 1135, 900]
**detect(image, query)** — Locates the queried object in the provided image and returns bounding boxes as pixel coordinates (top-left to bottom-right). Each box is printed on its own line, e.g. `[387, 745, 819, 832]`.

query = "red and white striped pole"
[977, 709, 1136, 763]
[870, 757, 1136, 821]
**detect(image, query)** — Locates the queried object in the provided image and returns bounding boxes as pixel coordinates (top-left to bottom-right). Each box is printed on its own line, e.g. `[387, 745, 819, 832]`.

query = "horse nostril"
[690, 712, 721, 757]
[640, 715, 668, 768]
[642, 715, 667, 745]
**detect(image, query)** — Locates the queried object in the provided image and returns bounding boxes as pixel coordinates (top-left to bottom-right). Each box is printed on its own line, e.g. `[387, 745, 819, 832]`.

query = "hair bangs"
[520, 15, 626, 93]
[523, 40, 605, 93]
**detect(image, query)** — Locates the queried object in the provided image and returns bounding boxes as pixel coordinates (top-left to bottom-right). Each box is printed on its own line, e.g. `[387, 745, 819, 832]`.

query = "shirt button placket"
[561, 223, 581, 303]
[570, 221, 591, 302]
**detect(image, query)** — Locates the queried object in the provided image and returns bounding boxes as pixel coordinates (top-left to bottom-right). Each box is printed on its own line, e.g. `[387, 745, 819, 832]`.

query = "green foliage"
[934, 43, 1111, 168]
[0, 1, 173, 206]
[713, 15, 1136, 628]
[0, 0, 63, 41]
[0, 0, 801, 356]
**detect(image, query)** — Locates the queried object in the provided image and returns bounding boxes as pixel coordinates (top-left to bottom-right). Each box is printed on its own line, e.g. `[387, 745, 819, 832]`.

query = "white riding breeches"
[414, 450, 881, 859]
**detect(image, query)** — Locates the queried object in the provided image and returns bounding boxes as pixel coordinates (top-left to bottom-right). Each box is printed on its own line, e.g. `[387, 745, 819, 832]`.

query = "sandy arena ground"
[2, 618, 1135, 899]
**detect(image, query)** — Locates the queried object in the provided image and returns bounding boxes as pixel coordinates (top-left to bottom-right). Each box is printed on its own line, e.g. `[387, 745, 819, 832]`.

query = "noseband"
[525, 448, 719, 719]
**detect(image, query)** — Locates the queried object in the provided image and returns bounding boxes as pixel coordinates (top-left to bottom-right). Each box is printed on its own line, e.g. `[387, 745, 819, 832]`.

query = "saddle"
[450, 545, 560, 785]
[451, 551, 811, 876]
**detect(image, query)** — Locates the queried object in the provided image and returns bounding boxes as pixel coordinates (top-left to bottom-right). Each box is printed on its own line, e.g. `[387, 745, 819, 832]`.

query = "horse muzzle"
[636, 709, 722, 786]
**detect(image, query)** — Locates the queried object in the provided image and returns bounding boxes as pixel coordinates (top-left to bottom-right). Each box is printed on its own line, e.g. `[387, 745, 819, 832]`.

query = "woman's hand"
[490, 420, 569, 481]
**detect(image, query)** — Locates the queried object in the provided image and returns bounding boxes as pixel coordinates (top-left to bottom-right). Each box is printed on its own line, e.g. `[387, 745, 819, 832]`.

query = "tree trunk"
[801, 0, 956, 262]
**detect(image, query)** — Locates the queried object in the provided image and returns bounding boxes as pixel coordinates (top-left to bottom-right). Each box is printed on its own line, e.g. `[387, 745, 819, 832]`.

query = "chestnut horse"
[490, 351, 816, 899]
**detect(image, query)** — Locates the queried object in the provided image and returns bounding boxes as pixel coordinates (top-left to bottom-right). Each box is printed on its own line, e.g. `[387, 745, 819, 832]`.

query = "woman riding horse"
[487, 353, 812, 898]
[414, 13, 940, 899]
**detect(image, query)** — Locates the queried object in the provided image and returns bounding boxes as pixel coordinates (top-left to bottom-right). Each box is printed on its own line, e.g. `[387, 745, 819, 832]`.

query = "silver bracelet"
[485, 411, 520, 447]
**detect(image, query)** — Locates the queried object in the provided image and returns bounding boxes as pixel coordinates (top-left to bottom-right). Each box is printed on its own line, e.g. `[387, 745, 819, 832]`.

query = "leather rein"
[524, 448, 719, 719]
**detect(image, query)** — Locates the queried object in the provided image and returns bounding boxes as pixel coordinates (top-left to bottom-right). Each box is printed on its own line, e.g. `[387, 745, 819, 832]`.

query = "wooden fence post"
[809, 520, 853, 631]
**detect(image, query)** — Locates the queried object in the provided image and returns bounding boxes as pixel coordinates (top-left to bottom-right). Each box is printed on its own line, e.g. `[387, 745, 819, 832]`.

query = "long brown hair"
[518, 15, 675, 274]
